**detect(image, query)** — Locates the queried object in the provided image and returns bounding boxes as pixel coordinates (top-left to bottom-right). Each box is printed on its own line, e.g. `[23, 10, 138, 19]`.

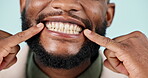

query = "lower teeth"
[46, 22, 82, 34]
[48, 28, 79, 34]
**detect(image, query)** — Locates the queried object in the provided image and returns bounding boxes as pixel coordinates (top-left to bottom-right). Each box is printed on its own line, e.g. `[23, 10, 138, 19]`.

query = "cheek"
[39, 33, 85, 55]
[25, 0, 50, 19]
[79, 0, 106, 31]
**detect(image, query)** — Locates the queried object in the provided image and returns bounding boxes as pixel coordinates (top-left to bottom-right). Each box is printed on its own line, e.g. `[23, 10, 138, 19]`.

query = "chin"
[39, 26, 86, 56]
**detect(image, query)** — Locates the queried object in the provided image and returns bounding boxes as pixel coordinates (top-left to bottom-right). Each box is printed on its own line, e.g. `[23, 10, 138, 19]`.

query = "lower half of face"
[21, 10, 107, 69]
[40, 26, 85, 56]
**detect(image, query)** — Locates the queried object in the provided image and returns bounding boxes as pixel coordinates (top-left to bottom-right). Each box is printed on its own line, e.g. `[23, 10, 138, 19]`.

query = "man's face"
[21, 0, 113, 69]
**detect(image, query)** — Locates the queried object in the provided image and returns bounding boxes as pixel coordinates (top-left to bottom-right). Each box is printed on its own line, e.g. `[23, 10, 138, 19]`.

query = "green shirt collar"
[27, 52, 103, 78]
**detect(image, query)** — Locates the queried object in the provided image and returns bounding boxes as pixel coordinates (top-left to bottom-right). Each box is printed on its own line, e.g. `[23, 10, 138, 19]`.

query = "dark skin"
[21, 0, 112, 77]
[0, 0, 148, 78]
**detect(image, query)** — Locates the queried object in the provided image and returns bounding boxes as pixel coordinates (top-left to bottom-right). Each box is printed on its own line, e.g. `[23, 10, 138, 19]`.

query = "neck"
[34, 56, 91, 78]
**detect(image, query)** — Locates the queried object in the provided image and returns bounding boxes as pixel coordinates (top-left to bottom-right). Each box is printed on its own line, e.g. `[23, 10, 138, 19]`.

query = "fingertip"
[103, 59, 109, 67]
[33, 23, 44, 32]
[84, 29, 92, 35]
[36, 23, 44, 28]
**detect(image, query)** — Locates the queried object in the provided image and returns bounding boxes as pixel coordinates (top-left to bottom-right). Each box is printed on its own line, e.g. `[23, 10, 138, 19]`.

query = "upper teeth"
[46, 22, 82, 34]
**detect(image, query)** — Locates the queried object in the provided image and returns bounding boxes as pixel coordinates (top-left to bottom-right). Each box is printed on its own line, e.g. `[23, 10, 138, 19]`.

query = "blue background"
[0, 0, 148, 47]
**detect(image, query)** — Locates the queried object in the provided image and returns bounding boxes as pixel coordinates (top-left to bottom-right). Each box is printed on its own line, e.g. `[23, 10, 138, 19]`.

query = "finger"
[104, 59, 129, 75]
[9, 45, 20, 53]
[3, 23, 44, 47]
[0, 45, 19, 69]
[0, 30, 12, 40]
[0, 57, 3, 67]
[0, 47, 11, 64]
[84, 29, 122, 52]
[114, 62, 129, 75]
[0, 45, 19, 63]
[0, 53, 17, 70]
[104, 49, 129, 75]
[104, 49, 116, 58]
[104, 59, 119, 73]
[3, 57, 17, 69]
[104, 49, 119, 67]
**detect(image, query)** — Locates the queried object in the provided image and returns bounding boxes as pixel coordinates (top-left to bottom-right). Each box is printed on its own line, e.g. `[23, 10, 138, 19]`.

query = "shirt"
[26, 51, 103, 78]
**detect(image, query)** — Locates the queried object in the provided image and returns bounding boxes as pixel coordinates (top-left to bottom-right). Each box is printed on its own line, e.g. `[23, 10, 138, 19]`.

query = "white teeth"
[46, 22, 82, 34]
[70, 25, 74, 31]
[55, 22, 59, 29]
[70, 30, 73, 34]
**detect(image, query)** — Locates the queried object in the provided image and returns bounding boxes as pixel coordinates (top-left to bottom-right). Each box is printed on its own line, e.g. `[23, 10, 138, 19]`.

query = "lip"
[40, 16, 86, 38]
[44, 27, 84, 39]
[41, 16, 86, 29]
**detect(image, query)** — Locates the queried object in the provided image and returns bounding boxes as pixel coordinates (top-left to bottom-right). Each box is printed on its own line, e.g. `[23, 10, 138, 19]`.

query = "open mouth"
[41, 16, 85, 35]
[45, 22, 83, 34]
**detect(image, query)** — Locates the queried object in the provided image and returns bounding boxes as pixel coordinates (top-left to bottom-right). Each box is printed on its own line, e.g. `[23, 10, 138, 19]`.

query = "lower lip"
[44, 27, 83, 38]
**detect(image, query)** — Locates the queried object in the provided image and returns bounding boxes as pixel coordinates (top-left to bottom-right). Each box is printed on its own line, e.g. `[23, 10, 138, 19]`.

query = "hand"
[84, 29, 148, 78]
[0, 23, 44, 70]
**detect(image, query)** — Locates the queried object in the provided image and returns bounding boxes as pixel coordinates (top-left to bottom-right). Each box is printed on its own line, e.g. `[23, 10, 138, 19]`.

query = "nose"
[50, 0, 82, 12]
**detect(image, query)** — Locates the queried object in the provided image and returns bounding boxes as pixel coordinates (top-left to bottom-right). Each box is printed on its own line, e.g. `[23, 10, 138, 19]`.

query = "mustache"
[36, 11, 92, 30]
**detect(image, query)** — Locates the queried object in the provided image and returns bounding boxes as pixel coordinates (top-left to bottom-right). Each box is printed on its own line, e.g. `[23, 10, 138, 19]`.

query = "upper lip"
[41, 16, 85, 29]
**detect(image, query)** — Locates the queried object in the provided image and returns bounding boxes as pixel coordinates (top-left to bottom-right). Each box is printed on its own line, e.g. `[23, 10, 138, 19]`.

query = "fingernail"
[36, 23, 43, 28]
[84, 29, 92, 34]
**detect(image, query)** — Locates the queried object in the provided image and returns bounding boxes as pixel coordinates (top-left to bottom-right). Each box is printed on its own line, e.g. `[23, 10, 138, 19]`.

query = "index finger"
[84, 29, 123, 53]
[3, 23, 44, 47]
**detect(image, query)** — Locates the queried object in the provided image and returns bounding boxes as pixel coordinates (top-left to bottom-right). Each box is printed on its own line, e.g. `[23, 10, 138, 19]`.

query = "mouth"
[41, 16, 85, 35]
